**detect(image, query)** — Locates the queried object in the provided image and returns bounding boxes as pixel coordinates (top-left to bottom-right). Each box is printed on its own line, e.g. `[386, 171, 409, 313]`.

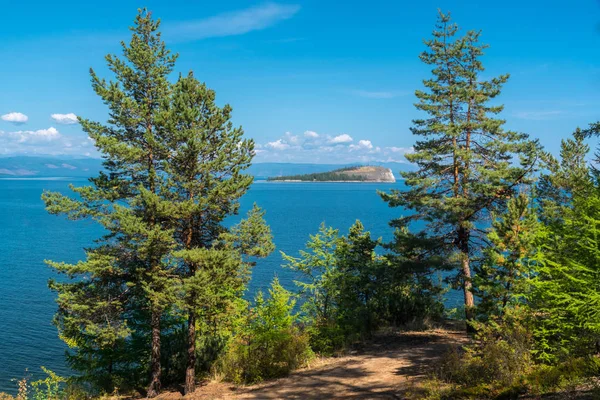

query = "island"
[267, 165, 396, 182]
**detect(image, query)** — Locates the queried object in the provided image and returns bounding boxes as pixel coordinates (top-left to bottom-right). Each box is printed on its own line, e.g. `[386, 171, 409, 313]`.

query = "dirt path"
[181, 328, 468, 400]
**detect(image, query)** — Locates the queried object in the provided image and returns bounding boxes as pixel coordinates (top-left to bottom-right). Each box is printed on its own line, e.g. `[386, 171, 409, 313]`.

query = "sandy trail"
[181, 328, 467, 400]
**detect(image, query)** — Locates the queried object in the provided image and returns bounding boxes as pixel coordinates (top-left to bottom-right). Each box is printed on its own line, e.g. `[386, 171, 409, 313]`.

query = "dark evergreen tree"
[380, 11, 539, 327]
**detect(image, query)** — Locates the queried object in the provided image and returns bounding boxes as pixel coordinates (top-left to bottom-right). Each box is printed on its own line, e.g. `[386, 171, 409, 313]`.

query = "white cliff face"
[381, 168, 396, 183]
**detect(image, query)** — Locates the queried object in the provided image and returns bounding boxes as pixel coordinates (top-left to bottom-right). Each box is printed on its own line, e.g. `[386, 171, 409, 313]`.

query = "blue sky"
[1, 0, 599, 163]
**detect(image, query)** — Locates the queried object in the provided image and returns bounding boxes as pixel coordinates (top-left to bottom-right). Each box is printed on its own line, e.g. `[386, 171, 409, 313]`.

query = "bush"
[424, 308, 600, 399]
[436, 312, 533, 390]
[527, 357, 600, 394]
[217, 278, 314, 384]
[0, 368, 89, 400]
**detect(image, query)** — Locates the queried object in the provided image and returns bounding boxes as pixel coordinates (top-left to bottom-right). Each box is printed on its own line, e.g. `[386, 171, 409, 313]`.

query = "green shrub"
[437, 312, 533, 389]
[527, 357, 600, 394]
[217, 278, 314, 384]
[0, 368, 90, 400]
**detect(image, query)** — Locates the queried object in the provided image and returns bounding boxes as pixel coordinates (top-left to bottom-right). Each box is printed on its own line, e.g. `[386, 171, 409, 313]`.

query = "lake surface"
[0, 178, 460, 392]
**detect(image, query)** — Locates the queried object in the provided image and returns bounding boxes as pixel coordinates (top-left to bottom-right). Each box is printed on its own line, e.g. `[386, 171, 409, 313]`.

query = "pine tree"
[164, 73, 274, 394]
[474, 192, 539, 320]
[282, 224, 342, 326]
[43, 9, 177, 395]
[334, 221, 381, 336]
[380, 11, 539, 327]
[530, 130, 600, 363]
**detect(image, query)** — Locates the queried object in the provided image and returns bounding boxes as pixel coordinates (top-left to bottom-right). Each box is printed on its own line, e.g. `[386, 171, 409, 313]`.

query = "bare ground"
[177, 327, 468, 400]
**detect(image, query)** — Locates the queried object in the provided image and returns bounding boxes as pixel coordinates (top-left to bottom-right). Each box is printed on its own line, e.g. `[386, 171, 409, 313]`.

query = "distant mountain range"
[0, 156, 104, 178]
[0, 156, 415, 179]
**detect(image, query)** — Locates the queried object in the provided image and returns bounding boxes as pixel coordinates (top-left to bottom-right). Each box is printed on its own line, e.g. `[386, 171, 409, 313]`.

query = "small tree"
[282, 224, 342, 328]
[218, 278, 312, 384]
[474, 193, 539, 321]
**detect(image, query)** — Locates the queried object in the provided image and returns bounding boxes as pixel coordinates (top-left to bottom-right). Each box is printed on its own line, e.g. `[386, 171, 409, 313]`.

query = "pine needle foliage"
[531, 130, 600, 363]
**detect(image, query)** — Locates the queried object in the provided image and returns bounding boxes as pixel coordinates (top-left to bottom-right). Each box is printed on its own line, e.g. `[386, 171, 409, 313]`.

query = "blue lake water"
[0, 178, 460, 392]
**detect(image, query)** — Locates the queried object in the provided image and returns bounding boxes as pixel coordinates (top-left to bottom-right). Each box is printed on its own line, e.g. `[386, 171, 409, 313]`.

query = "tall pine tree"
[163, 72, 274, 393]
[43, 10, 177, 396]
[380, 11, 539, 327]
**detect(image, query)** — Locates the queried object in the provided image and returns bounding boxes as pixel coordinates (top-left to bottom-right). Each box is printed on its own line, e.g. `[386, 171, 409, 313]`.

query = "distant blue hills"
[0, 156, 414, 180]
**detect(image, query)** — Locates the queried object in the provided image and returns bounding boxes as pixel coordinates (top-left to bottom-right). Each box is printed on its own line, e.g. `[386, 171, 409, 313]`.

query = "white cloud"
[0, 126, 98, 157]
[283, 132, 300, 145]
[350, 140, 374, 151]
[51, 113, 78, 124]
[166, 3, 300, 42]
[329, 134, 353, 144]
[265, 139, 290, 150]
[1, 112, 28, 124]
[1, 127, 61, 143]
[358, 140, 373, 149]
[386, 146, 414, 154]
[304, 130, 319, 138]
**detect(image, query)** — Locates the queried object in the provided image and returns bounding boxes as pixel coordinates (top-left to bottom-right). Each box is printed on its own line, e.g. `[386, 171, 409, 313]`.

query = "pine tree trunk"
[185, 313, 196, 394]
[461, 254, 475, 325]
[147, 309, 161, 398]
[458, 227, 475, 333]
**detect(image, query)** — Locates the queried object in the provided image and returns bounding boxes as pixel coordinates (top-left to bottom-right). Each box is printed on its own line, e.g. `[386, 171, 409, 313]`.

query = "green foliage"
[0, 368, 88, 400]
[282, 224, 342, 326]
[30, 368, 67, 400]
[526, 357, 600, 394]
[218, 278, 313, 384]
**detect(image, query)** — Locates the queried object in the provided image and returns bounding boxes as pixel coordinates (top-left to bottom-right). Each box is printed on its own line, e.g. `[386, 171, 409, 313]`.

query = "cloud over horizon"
[254, 130, 413, 164]
[0, 125, 97, 156]
[1, 127, 61, 143]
